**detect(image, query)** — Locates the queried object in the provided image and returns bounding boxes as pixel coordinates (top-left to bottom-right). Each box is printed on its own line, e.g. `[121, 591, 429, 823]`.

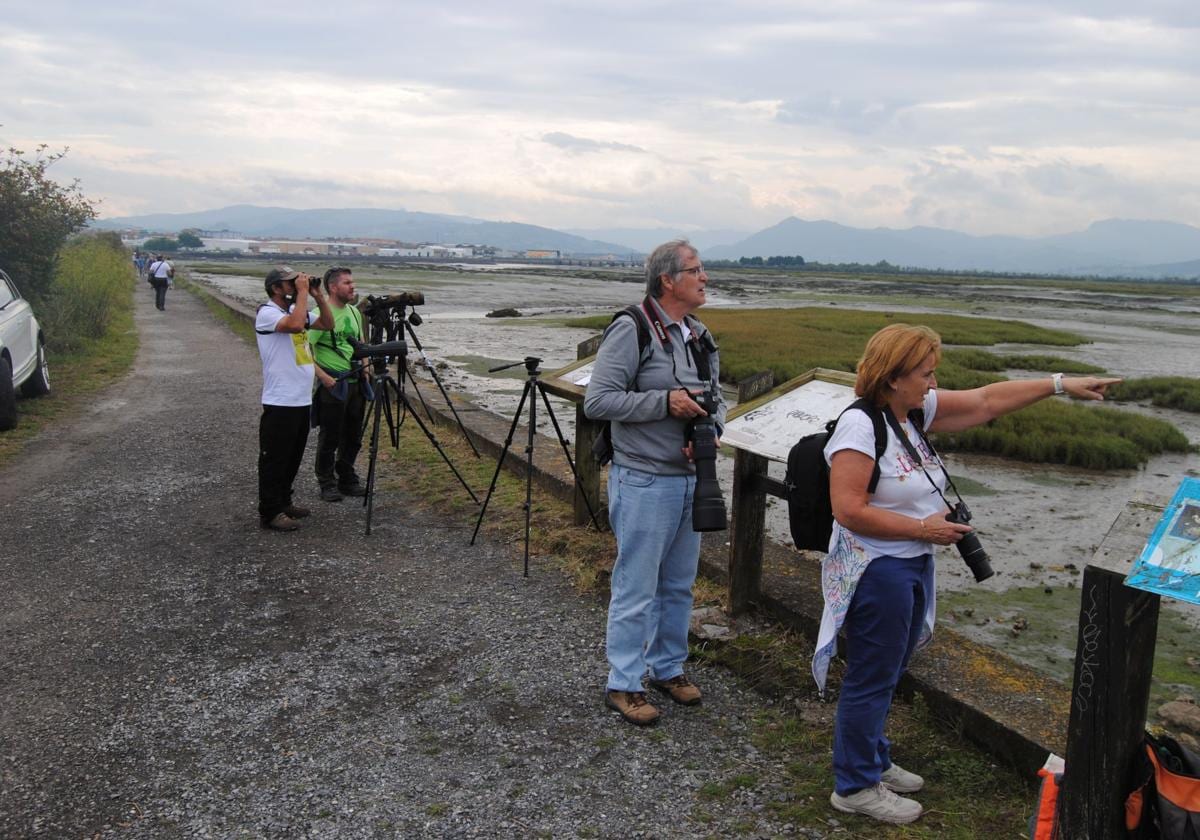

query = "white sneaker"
[880, 762, 924, 793]
[831, 783, 923, 824]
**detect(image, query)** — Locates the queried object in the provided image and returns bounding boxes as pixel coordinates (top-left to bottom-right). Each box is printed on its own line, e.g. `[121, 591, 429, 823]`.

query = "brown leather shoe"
[604, 690, 660, 726]
[283, 504, 311, 519]
[648, 674, 702, 706]
[264, 512, 301, 532]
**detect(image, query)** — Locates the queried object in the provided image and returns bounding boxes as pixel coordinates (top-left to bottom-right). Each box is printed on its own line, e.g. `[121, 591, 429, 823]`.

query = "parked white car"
[0, 267, 50, 430]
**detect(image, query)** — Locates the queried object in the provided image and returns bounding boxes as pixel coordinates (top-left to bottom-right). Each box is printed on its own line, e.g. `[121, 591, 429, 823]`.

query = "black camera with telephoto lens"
[945, 501, 993, 582]
[687, 385, 727, 532]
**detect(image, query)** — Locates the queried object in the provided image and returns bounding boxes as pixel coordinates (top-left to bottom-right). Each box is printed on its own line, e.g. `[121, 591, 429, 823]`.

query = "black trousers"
[151, 277, 168, 310]
[314, 382, 366, 488]
[258, 404, 310, 522]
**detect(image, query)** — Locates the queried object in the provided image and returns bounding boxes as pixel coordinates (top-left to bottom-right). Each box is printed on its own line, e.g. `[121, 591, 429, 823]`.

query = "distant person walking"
[148, 254, 174, 311]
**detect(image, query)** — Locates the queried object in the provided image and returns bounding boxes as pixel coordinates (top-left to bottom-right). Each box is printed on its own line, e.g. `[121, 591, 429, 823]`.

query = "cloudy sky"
[3, 1, 1198, 236]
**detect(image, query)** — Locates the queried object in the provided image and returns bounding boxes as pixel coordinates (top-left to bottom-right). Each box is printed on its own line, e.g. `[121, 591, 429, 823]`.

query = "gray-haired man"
[583, 239, 726, 726]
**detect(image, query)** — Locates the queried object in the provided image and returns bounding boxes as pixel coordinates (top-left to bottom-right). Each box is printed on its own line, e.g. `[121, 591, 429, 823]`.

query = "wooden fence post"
[573, 334, 605, 527]
[727, 371, 775, 614]
[1057, 565, 1160, 839]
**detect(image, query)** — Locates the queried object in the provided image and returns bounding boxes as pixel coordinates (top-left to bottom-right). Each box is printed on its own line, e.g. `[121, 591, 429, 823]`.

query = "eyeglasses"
[675, 265, 705, 277]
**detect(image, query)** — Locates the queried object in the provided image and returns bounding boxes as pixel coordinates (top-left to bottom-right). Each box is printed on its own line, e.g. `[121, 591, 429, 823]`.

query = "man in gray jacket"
[584, 239, 726, 726]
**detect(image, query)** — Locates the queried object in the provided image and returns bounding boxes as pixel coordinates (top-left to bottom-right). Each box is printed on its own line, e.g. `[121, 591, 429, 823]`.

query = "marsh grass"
[568, 307, 1190, 468]
[1109, 377, 1200, 413]
[937, 399, 1192, 469]
[944, 349, 1105, 375]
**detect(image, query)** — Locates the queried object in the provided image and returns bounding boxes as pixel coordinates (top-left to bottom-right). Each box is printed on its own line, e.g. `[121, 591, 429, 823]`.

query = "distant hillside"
[705, 217, 1200, 277]
[563, 227, 749, 253]
[93, 205, 636, 256]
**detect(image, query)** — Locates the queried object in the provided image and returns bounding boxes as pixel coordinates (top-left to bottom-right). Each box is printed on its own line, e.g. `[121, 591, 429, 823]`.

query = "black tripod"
[470, 356, 602, 576]
[364, 297, 479, 458]
[358, 342, 480, 536]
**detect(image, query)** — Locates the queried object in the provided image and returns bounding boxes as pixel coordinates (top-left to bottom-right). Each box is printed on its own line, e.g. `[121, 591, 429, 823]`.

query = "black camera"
[946, 501, 993, 582]
[687, 387, 727, 532]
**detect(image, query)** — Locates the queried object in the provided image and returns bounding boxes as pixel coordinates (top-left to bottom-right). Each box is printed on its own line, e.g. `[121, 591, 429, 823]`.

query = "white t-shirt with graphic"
[823, 390, 947, 559]
[256, 302, 317, 407]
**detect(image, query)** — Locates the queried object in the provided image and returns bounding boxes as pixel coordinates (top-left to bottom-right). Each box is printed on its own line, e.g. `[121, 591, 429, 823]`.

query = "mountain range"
[95, 206, 1200, 278]
[94, 205, 635, 256]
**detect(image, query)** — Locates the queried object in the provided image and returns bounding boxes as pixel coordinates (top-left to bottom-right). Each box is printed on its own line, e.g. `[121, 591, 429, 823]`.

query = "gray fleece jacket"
[583, 298, 726, 476]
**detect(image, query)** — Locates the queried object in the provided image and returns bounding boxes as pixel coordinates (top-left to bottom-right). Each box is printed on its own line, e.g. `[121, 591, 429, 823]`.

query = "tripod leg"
[522, 376, 537, 577]
[363, 386, 386, 536]
[402, 361, 436, 422]
[405, 322, 481, 458]
[470, 381, 531, 545]
[536, 383, 603, 531]
[394, 387, 480, 505]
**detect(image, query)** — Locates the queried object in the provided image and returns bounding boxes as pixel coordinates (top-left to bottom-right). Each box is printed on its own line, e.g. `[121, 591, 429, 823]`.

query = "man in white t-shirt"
[255, 266, 334, 531]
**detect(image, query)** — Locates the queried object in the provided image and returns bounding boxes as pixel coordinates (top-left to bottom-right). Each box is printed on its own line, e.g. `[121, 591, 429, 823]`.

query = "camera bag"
[1125, 731, 1200, 839]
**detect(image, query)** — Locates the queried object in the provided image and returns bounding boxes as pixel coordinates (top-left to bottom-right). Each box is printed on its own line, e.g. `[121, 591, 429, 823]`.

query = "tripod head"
[349, 337, 407, 376]
[361, 293, 425, 344]
[489, 356, 542, 375]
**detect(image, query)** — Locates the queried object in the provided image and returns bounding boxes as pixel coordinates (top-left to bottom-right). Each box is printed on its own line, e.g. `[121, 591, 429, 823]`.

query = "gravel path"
[0, 283, 814, 838]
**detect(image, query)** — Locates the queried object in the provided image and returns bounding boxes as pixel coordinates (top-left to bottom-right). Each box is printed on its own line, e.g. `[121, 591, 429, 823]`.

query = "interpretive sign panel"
[721, 368, 856, 463]
[1125, 476, 1200, 605]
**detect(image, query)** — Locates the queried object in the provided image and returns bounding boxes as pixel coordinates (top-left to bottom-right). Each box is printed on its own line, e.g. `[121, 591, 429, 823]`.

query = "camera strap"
[882, 405, 963, 510]
[640, 295, 717, 388]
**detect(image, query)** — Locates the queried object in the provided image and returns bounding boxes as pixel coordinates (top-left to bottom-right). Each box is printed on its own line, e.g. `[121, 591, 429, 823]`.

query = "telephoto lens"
[946, 502, 993, 582]
[688, 394, 727, 532]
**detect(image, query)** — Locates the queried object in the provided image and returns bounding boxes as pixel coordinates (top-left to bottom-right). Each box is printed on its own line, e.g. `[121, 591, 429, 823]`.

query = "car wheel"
[0, 355, 17, 431]
[20, 340, 50, 397]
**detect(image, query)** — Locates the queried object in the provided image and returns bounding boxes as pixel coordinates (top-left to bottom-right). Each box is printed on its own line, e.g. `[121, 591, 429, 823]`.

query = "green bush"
[39, 233, 134, 352]
[0, 146, 95, 305]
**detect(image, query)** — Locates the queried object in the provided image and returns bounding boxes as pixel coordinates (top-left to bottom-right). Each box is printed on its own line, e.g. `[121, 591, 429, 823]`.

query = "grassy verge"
[175, 273, 257, 345]
[379, 415, 1033, 838]
[0, 281, 138, 469]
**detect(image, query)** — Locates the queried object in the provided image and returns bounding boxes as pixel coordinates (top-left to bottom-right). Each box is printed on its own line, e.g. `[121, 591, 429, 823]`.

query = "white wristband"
[1052, 372, 1064, 395]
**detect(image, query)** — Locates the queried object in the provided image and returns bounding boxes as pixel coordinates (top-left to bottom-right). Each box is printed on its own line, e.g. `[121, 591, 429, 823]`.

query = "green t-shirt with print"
[309, 304, 365, 376]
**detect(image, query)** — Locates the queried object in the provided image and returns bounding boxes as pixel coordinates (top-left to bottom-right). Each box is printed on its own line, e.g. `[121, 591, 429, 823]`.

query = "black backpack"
[785, 398, 912, 551]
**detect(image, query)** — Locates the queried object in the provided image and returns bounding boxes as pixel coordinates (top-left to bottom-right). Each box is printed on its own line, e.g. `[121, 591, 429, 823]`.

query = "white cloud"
[1, 1, 1198, 234]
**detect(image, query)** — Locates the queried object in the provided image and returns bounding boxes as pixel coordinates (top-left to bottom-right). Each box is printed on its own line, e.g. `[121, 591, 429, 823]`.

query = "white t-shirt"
[823, 390, 947, 559]
[153, 260, 172, 279]
[255, 302, 317, 406]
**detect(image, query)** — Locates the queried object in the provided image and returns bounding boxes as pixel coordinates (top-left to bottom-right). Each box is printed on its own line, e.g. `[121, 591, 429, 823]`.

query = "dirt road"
[0, 283, 806, 838]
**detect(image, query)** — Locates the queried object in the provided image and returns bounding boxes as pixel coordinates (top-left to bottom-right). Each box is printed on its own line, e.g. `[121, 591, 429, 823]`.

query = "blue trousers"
[605, 464, 700, 692]
[833, 553, 933, 795]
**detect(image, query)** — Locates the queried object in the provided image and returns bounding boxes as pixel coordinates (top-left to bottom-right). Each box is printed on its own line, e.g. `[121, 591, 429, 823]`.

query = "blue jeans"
[833, 553, 933, 795]
[605, 464, 700, 692]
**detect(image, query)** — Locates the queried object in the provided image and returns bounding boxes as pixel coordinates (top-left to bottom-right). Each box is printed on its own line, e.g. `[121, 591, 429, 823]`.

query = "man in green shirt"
[309, 267, 369, 502]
